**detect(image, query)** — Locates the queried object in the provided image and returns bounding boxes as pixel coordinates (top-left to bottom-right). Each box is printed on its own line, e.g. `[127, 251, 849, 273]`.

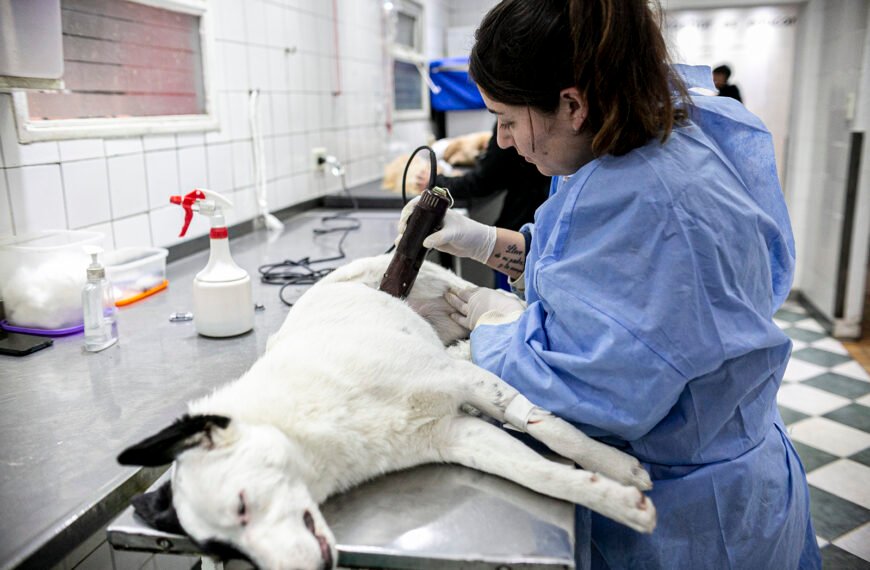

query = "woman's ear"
[560, 87, 587, 132]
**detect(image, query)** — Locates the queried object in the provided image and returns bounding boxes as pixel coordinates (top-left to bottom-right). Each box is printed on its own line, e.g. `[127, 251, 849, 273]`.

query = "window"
[388, 0, 428, 121]
[11, 0, 216, 142]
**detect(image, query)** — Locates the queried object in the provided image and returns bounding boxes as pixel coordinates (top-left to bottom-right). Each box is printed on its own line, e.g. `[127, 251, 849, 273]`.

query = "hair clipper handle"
[380, 187, 451, 298]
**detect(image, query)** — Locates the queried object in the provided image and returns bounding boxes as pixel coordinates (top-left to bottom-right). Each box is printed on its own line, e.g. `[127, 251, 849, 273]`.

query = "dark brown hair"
[469, 0, 688, 157]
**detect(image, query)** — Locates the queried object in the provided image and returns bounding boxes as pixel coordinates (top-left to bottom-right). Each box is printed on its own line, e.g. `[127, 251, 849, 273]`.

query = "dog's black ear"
[131, 480, 185, 535]
[118, 414, 231, 466]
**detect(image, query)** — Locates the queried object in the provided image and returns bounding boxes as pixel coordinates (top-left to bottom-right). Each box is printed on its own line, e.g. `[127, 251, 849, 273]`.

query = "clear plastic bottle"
[82, 247, 118, 352]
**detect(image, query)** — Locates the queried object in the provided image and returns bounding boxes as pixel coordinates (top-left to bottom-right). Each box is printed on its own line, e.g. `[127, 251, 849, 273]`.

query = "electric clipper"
[379, 185, 452, 299]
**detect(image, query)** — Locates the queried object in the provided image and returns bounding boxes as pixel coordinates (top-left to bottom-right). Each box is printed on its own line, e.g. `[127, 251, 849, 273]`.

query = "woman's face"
[480, 88, 592, 176]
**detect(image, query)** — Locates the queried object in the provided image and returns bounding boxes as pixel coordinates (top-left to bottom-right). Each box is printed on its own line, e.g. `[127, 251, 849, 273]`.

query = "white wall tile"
[206, 143, 234, 192]
[231, 141, 254, 188]
[224, 42, 250, 93]
[178, 146, 209, 193]
[264, 2, 286, 47]
[143, 135, 176, 152]
[104, 137, 143, 157]
[270, 48, 290, 93]
[0, 170, 13, 236]
[6, 164, 67, 232]
[228, 187, 257, 224]
[107, 154, 148, 218]
[245, 0, 267, 45]
[58, 139, 105, 162]
[272, 93, 290, 136]
[61, 158, 112, 229]
[213, 0, 246, 42]
[79, 221, 115, 250]
[176, 133, 205, 148]
[112, 214, 153, 249]
[248, 45, 272, 91]
[150, 205, 199, 248]
[205, 93, 233, 144]
[226, 93, 251, 141]
[272, 135, 292, 178]
[145, 150, 180, 210]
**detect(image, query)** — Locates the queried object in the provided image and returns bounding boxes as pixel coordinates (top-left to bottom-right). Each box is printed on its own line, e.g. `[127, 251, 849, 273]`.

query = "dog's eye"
[237, 491, 248, 526]
[303, 510, 316, 533]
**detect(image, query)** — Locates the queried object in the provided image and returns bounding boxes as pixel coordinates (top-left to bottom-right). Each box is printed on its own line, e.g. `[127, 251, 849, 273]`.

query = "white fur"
[167, 255, 655, 569]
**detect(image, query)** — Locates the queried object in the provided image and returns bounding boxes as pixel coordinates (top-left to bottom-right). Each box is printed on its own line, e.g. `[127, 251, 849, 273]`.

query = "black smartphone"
[0, 331, 54, 356]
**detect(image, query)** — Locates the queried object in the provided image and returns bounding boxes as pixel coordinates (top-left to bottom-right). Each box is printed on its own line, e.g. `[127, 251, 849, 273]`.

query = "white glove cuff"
[471, 225, 498, 264]
[504, 393, 537, 432]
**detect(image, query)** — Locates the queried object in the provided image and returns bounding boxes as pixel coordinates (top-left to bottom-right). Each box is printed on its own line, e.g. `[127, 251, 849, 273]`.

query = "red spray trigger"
[170, 189, 206, 237]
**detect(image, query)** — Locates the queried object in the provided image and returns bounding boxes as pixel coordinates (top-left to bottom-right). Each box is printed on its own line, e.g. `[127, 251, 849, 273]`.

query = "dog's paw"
[589, 476, 657, 534]
[574, 446, 652, 491]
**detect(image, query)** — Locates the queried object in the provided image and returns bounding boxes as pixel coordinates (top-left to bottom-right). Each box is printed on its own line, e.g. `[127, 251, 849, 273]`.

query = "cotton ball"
[2, 257, 87, 329]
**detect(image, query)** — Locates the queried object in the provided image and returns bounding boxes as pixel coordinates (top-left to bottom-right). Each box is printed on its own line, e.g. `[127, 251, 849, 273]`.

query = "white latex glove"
[445, 287, 526, 330]
[397, 197, 497, 264]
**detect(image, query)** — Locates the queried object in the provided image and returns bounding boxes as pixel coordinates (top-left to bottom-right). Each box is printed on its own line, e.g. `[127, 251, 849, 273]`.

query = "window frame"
[11, 0, 218, 143]
[390, 0, 429, 122]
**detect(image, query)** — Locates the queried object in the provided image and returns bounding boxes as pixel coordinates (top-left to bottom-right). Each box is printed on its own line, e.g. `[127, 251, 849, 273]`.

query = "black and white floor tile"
[775, 300, 870, 569]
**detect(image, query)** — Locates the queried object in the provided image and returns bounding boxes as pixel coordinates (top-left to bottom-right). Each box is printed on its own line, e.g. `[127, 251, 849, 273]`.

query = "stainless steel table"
[0, 210, 574, 570]
[109, 462, 574, 569]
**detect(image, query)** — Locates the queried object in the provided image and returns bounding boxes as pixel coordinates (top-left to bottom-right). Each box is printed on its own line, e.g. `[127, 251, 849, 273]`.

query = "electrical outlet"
[312, 147, 327, 172]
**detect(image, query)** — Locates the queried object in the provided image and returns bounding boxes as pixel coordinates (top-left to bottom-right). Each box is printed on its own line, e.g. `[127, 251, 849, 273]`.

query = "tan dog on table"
[382, 131, 492, 194]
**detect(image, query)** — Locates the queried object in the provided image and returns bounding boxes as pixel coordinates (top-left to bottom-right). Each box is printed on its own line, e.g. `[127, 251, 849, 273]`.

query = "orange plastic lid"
[115, 279, 169, 307]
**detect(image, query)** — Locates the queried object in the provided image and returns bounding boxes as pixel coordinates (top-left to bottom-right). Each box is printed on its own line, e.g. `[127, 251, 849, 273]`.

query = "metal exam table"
[1, 209, 574, 570]
[108, 461, 574, 569]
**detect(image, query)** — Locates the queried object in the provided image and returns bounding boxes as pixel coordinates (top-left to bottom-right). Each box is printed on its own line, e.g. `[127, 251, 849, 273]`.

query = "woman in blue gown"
[413, 0, 822, 568]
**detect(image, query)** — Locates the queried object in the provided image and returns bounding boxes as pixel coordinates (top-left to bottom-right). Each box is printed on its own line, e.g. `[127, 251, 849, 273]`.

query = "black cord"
[400, 145, 437, 206]
[387, 144, 438, 256]
[259, 170, 361, 307]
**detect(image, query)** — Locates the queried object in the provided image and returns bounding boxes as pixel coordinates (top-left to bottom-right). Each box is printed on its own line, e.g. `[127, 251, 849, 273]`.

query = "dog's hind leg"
[450, 361, 652, 491]
[437, 416, 656, 533]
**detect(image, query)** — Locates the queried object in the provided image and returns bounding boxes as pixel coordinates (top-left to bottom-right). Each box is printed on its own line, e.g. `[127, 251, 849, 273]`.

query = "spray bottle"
[82, 246, 119, 352]
[170, 189, 254, 337]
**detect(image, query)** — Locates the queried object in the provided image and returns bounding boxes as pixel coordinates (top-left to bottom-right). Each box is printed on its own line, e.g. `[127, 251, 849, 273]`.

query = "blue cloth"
[471, 65, 820, 569]
[429, 57, 487, 111]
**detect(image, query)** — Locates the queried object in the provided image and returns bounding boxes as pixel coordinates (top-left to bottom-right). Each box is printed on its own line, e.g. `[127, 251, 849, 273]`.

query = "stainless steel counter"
[0, 209, 573, 570]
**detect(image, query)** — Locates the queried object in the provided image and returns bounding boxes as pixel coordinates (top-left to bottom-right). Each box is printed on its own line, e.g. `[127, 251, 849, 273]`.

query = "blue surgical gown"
[471, 66, 821, 569]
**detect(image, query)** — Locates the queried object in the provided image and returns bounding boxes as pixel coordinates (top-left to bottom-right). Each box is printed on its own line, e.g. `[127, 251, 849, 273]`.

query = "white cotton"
[2, 258, 87, 329]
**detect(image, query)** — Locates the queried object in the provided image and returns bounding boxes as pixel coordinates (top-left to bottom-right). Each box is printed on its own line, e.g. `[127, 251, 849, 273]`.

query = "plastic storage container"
[0, 230, 104, 332]
[104, 247, 169, 306]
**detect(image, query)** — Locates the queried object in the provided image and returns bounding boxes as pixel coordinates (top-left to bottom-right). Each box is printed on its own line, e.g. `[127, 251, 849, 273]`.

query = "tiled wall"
[0, 0, 447, 249]
[784, 0, 869, 325]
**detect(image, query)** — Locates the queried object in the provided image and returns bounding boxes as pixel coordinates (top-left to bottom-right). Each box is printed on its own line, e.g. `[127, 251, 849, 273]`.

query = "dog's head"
[119, 415, 336, 569]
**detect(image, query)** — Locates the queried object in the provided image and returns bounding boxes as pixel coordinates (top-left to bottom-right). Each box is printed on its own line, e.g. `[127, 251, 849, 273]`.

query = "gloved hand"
[397, 197, 497, 264]
[445, 287, 526, 330]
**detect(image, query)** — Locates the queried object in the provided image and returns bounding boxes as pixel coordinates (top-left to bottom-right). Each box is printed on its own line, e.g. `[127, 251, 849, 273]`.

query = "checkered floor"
[775, 300, 870, 568]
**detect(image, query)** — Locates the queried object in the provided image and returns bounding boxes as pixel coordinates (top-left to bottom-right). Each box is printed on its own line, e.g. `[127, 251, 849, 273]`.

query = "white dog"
[118, 255, 655, 570]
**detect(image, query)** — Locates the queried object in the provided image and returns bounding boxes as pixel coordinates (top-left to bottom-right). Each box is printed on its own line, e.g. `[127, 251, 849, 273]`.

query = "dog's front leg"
[438, 416, 656, 533]
[453, 362, 652, 491]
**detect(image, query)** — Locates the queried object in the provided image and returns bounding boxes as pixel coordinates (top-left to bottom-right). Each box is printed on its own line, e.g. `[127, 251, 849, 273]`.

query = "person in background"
[713, 64, 743, 102]
[415, 122, 550, 288]
[398, 0, 820, 568]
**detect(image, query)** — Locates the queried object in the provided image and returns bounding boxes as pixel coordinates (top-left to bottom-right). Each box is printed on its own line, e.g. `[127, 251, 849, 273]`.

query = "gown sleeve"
[470, 146, 784, 442]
